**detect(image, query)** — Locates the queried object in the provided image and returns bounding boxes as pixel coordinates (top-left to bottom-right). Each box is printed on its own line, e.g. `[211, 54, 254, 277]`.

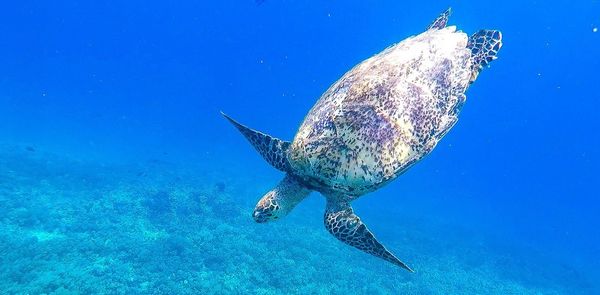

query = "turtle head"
[253, 190, 283, 223]
[252, 175, 310, 223]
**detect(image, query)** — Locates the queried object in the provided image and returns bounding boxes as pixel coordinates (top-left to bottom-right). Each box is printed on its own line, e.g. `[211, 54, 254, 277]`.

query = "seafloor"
[0, 145, 593, 294]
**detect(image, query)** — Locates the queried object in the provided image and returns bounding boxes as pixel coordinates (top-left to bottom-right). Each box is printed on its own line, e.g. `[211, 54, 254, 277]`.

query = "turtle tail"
[467, 30, 503, 83]
[221, 112, 291, 172]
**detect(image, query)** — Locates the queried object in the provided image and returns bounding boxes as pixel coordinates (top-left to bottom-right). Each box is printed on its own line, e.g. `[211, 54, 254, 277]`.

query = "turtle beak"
[252, 207, 275, 223]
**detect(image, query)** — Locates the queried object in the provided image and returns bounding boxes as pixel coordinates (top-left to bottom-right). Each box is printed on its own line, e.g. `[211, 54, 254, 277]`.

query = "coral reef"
[0, 146, 594, 294]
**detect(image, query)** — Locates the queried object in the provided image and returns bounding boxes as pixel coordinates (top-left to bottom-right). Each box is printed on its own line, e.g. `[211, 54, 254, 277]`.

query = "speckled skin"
[289, 26, 471, 199]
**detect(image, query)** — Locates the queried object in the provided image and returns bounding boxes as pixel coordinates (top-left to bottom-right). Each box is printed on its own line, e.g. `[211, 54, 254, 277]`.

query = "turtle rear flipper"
[467, 30, 503, 82]
[324, 199, 414, 272]
[221, 112, 291, 172]
[427, 8, 452, 30]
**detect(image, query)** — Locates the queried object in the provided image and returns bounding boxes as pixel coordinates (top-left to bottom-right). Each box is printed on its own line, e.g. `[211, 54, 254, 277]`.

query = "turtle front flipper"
[221, 112, 291, 172]
[324, 199, 414, 272]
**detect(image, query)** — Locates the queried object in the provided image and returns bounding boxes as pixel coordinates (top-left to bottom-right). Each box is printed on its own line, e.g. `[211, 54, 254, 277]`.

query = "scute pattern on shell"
[289, 26, 472, 196]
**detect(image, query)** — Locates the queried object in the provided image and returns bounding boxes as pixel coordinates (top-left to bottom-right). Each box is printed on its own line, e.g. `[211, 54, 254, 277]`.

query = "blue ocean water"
[0, 0, 599, 294]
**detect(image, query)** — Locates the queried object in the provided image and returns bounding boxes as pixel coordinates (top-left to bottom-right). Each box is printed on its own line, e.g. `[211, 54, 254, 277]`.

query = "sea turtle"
[223, 8, 502, 272]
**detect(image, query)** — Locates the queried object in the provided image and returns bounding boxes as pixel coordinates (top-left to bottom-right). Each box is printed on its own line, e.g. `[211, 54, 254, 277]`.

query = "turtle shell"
[288, 26, 472, 196]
